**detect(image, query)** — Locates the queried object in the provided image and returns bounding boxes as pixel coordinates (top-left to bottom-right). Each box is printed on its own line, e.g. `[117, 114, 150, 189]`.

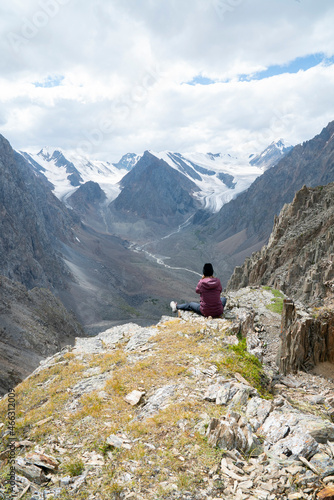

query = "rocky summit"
[1, 287, 334, 500]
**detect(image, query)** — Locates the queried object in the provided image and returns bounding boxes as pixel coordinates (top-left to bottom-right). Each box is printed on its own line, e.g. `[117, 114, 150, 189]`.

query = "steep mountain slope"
[227, 182, 334, 305]
[0, 276, 83, 395]
[105, 151, 202, 240]
[66, 181, 107, 230]
[0, 135, 77, 290]
[204, 120, 334, 264]
[112, 151, 200, 218]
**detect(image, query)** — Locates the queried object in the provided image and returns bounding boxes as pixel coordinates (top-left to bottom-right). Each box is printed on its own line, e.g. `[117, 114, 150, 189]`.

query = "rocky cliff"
[0, 134, 77, 290]
[227, 182, 334, 306]
[279, 298, 334, 375]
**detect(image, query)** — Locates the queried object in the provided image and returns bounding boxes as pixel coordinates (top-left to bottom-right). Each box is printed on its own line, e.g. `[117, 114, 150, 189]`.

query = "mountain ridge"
[227, 182, 334, 306]
[249, 138, 293, 171]
[1, 290, 333, 499]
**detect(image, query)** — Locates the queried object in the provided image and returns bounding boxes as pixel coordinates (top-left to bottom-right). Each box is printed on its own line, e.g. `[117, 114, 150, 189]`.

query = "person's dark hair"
[203, 263, 213, 277]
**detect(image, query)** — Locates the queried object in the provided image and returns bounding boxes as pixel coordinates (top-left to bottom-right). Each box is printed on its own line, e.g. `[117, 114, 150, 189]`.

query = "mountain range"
[0, 135, 198, 330]
[19, 139, 292, 243]
[20, 139, 290, 213]
[3, 123, 334, 310]
[7, 125, 334, 304]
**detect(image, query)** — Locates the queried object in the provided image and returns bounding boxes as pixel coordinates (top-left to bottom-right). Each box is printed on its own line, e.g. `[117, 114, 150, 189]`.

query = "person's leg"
[177, 302, 202, 315]
[221, 297, 227, 308]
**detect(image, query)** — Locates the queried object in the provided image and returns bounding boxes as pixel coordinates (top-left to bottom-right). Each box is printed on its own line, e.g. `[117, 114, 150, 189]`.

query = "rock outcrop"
[227, 182, 334, 305]
[279, 298, 334, 375]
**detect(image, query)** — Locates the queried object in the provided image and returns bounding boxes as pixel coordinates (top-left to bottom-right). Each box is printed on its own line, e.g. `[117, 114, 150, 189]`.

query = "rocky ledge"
[0, 287, 334, 500]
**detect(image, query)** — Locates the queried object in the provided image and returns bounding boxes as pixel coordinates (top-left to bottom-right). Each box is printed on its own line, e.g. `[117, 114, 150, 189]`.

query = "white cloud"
[0, 0, 334, 161]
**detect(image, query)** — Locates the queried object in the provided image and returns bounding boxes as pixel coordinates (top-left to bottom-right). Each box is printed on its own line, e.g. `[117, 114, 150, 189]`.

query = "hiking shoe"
[170, 301, 177, 313]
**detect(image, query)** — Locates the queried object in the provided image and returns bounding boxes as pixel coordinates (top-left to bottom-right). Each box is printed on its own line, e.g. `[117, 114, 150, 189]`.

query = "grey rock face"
[279, 299, 334, 374]
[227, 182, 334, 306]
[259, 410, 334, 460]
[136, 384, 177, 419]
[207, 412, 260, 454]
[110, 151, 200, 223]
[0, 134, 77, 289]
[67, 181, 107, 212]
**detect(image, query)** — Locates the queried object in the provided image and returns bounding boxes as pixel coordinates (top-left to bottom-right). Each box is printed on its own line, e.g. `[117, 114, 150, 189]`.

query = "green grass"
[63, 459, 85, 477]
[217, 337, 270, 397]
[262, 286, 284, 314]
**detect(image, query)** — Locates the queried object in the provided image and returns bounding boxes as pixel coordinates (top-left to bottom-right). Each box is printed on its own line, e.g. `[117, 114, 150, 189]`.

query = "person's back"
[196, 276, 223, 317]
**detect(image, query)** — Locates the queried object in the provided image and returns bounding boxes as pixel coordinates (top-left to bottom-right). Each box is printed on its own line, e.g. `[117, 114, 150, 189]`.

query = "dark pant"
[177, 297, 226, 316]
[177, 301, 202, 314]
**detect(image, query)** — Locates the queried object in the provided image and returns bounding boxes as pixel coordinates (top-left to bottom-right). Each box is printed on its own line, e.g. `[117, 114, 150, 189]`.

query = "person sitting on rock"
[170, 263, 226, 318]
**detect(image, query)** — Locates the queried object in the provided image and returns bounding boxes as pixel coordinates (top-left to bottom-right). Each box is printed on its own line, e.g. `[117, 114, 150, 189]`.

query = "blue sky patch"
[34, 75, 64, 88]
[186, 75, 216, 86]
[187, 53, 334, 86]
[242, 52, 334, 81]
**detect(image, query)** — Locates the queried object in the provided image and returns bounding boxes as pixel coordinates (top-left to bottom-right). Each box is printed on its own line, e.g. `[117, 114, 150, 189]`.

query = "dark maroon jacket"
[196, 277, 223, 317]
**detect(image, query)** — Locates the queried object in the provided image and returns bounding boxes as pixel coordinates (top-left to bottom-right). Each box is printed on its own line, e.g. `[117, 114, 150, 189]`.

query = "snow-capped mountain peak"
[249, 139, 294, 171]
[273, 138, 292, 151]
[19, 148, 128, 202]
[113, 152, 142, 171]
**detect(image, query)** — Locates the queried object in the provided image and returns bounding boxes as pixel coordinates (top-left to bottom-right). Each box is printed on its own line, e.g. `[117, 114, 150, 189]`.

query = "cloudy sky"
[1, 0, 334, 162]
